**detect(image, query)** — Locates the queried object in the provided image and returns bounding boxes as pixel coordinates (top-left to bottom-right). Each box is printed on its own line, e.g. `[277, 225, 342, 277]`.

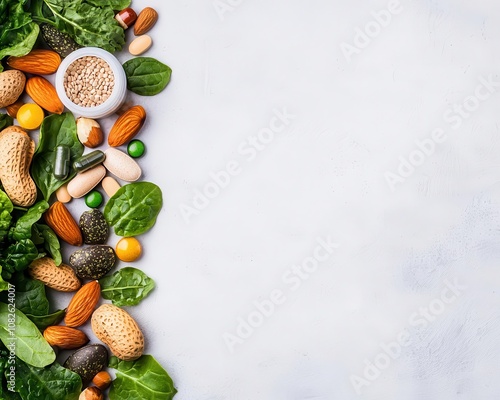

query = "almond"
[65, 280, 101, 328]
[5, 99, 24, 119]
[44, 201, 83, 246]
[79, 387, 103, 400]
[7, 49, 61, 75]
[91, 304, 144, 361]
[43, 326, 89, 349]
[29, 257, 81, 292]
[76, 117, 104, 148]
[134, 7, 158, 36]
[92, 371, 112, 390]
[25, 76, 64, 114]
[108, 105, 146, 147]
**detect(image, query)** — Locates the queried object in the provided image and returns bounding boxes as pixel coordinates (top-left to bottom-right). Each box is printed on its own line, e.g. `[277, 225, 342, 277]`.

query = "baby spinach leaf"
[0, 114, 13, 131]
[0, 268, 8, 293]
[35, 224, 62, 266]
[31, 113, 83, 200]
[0, 190, 13, 243]
[1, 239, 38, 279]
[123, 57, 172, 96]
[109, 355, 177, 400]
[104, 182, 163, 237]
[85, 0, 131, 9]
[42, 0, 126, 53]
[10, 201, 49, 242]
[0, 350, 21, 399]
[9, 274, 49, 317]
[100, 267, 155, 306]
[11, 358, 81, 400]
[0, 303, 55, 368]
[26, 309, 65, 331]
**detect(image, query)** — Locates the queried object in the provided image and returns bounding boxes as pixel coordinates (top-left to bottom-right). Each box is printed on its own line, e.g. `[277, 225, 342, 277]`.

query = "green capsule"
[73, 150, 106, 173]
[54, 145, 70, 180]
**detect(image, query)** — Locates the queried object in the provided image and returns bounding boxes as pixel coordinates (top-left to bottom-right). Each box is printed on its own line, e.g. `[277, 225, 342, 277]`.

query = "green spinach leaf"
[11, 358, 81, 399]
[0, 303, 55, 368]
[104, 182, 163, 237]
[0, 347, 21, 399]
[123, 57, 172, 96]
[35, 224, 62, 266]
[0, 190, 13, 243]
[109, 355, 177, 400]
[2, 239, 38, 279]
[0, 114, 13, 131]
[0, 268, 9, 293]
[42, 0, 126, 53]
[25, 309, 65, 330]
[100, 267, 155, 306]
[9, 275, 49, 317]
[85, 0, 131, 9]
[10, 201, 49, 242]
[31, 113, 83, 200]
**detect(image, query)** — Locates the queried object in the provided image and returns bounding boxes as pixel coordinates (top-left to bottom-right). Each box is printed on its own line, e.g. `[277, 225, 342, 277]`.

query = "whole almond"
[43, 326, 89, 349]
[108, 105, 146, 147]
[65, 280, 101, 327]
[44, 201, 83, 246]
[92, 371, 112, 390]
[29, 257, 81, 292]
[91, 303, 144, 361]
[7, 49, 61, 75]
[134, 7, 158, 36]
[76, 117, 104, 148]
[25, 76, 64, 114]
[79, 387, 103, 400]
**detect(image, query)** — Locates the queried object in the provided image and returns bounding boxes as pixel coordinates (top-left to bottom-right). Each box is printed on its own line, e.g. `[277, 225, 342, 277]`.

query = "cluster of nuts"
[64, 56, 115, 108]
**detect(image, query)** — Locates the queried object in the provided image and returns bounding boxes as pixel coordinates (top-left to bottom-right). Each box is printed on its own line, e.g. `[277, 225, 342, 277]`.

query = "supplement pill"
[73, 150, 106, 173]
[54, 145, 70, 180]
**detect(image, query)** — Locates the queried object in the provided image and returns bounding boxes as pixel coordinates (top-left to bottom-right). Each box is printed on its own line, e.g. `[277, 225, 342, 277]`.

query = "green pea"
[85, 190, 103, 208]
[127, 140, 145, 158]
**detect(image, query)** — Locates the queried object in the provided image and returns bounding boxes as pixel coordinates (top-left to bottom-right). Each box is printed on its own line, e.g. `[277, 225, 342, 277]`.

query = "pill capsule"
[54, 145, 70, 180]
[73, 150, 106, 173]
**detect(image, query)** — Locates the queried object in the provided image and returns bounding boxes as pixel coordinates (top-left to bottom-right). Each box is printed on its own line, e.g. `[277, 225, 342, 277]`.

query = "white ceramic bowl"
[55, 47, 127, 119]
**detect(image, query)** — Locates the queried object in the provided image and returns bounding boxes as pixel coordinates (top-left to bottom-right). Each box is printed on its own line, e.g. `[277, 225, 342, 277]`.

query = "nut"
[44, 201, 83, 246]
[0, 70, 25, 108]
[43, 326, 89, 349]
[91, 303, 144, 361]
[7, 49, 61, 75]
[92, 371, 112, 390]
[108, 105, 146, 147]
[25, 76, 64, 114]
[76, 118, 103, 148]
[134, 7, 158, 35]
[0, 126, 36, 207]
[5, 99, 24, 119]
[79, 387, 103, 400]
[115, 8, 137, 29]
[29, 257, 81, 292]
[65, 280, 101, 327]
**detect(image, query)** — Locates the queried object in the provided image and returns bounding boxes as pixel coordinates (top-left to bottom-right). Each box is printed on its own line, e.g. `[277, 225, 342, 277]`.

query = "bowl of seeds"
[55, 47, 127, 118]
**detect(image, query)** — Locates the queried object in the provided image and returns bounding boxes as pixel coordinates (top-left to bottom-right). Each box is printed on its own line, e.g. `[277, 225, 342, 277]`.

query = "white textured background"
[118, 0, 500, 398]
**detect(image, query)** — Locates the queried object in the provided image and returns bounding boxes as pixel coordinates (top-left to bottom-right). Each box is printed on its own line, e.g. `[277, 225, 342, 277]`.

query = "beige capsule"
[101, 176, 121, 197]
[67, 165, 106, 198]
[103, 148, 141, 182]
[129, 35, 152, 56]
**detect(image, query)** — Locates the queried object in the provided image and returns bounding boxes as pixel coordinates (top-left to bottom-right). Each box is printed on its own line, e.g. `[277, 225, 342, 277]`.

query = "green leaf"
[109, 355, 177, 400]
[0, 303, 55, 368]
[0, 348, 21, 399]
[104, 182, 163, 237]
[0, 114, 13, 131]
[8, 275, 49, 317]
[31, 113, 83, 200]
[35, 224, 62, 266]
[11, 358, 81, 399]
[2, 239, 38, 279]
[0, 268, 9, 293]
[25, 309, 65, 331]
[10, 201, 49, 242]
[123, 57, 172, 96]
[85, 0, 131, 9]
[0, 190, 13, 243]
[100, 267, 155, 306]
[43, 0, 126, 53]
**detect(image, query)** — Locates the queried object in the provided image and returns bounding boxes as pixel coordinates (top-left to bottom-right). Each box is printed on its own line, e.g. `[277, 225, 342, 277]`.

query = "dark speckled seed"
[80, 209, 109, 244]
[70, 245, 116, 279]
[64, 344, 108, 385]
